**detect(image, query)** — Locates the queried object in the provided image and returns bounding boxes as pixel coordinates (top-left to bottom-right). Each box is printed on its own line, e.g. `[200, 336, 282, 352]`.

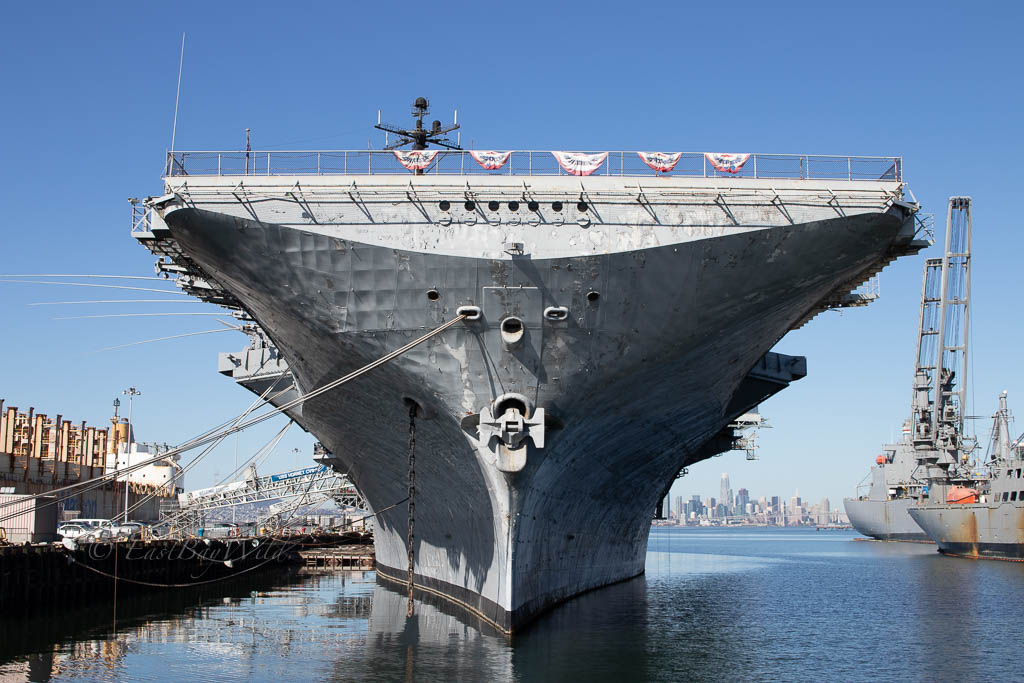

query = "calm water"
[3, 528, 1024, 681]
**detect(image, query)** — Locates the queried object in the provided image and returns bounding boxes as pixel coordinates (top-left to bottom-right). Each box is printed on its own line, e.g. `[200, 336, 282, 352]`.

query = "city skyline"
[661, 471, 845, 526]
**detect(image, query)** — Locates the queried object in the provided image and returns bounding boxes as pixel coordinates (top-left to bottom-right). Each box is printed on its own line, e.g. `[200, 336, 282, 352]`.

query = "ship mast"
[374, 97, 461, 151]
[989, 391, 1012, 463]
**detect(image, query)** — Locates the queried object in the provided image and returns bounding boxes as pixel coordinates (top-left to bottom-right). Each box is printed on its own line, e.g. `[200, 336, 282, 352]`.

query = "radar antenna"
[375, 97, 461, 151]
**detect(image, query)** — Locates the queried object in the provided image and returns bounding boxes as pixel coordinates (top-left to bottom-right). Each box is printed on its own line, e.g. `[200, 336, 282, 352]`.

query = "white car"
[68, 518, 116, 532]
[57, 523, 111, 543]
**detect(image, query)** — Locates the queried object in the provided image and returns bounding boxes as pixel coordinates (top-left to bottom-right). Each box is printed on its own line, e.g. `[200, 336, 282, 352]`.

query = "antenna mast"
[374, 97, 461, 151]
[169, 32, 186, 153]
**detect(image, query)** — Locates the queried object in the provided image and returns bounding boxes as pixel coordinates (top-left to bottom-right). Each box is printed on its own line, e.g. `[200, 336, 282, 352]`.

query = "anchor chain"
[406, 402, 417, 618]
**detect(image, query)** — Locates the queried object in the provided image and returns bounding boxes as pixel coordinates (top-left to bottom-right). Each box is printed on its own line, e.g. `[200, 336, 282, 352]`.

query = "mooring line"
[0, 314, 466, 520]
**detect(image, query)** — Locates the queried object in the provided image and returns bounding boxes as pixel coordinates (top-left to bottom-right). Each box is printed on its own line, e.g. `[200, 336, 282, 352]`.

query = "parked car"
[68, 518, 116, 533]
[57, 523, 111, 543]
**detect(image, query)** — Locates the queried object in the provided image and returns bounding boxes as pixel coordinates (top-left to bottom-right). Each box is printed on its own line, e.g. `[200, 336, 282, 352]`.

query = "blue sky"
[1, 2, 1021, 505]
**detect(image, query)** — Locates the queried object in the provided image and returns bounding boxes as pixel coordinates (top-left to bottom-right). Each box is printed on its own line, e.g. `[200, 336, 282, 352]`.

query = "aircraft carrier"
[131, 101, 926, 631]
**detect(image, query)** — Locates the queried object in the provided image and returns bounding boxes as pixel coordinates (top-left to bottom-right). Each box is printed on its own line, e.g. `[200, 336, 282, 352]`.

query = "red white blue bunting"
[637, 152, 682, 173]
[469, 150, 513, 170]
[394, 150, 438, 170]
[705, 153, 750, 174]
[551, 151, 608, 176]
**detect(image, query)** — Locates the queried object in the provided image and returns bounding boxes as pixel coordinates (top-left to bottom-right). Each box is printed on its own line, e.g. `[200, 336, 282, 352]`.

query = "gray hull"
[140, 170, 920, 631]
[843, 497, 928, 541]
[908, 504, 1024, 559]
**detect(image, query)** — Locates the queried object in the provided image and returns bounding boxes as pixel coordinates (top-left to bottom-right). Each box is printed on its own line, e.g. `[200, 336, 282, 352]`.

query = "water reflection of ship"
[0, 566, 304, 681]
[360, 573, 654, 681]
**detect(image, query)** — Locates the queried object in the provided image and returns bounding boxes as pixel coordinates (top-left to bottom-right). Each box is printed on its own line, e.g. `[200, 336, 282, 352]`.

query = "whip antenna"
[169, 32, 185, 153]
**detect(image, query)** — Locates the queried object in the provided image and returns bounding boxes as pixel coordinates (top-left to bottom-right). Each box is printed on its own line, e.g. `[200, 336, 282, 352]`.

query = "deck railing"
[164, 150, 901, 182]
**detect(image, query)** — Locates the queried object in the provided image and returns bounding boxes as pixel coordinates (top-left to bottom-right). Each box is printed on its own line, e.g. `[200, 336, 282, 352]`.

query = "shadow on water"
[512, 576, 651, 682]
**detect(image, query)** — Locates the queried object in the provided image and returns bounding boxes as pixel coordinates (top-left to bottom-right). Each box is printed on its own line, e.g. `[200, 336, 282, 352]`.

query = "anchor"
[462, 393, 545, 473]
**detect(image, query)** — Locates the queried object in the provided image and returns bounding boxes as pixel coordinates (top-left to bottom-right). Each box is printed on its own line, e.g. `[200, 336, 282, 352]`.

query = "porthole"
[439, 200, 451, 211]
[426, 289, 440, 301]
[508, 201, 520, 212]
[577, 201, 589, 212]
[488, 200, 500, 212]
[587, 290, 600, 303]
[552, 201, 563, 212]
[464, 201, 476, 211]
[527, 201, 539, 212]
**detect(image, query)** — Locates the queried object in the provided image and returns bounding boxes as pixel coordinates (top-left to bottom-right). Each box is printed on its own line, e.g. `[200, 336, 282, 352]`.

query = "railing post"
[317, 152, 321, 176]
[217, 153, 221, 176]
[848, 157, 852, 181]
[753, 154, 757, 179]
[267, 152, 271, 176]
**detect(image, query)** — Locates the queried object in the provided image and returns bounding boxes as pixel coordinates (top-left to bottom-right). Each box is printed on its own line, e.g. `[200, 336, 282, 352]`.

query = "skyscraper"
[720, 473, 731, 513]
[737, 487, 749, 513]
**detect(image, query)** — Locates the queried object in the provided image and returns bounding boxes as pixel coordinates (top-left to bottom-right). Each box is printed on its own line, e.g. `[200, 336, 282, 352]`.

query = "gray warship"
[899, 198, 1024, 559]
[844, 197, 980, 541]
[909, 391, 1024, 558]
[131, 100, 925, 631]
[844, 425, 929, 540]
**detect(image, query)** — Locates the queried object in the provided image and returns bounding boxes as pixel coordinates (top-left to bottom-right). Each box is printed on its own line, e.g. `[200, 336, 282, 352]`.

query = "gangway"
[161, 463, 365, 535]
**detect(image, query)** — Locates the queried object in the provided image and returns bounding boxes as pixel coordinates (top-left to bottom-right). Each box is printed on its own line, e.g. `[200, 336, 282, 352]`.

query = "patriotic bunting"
[638, 152, 682, 173]
[705, 153, 751, 174]
[551, 151, 608, 176]
[469, 150, 513, 170]
[394, 150, 438, 170]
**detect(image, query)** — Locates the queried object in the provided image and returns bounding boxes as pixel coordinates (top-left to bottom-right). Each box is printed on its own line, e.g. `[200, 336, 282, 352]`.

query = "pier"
[0, 533, 373, 612]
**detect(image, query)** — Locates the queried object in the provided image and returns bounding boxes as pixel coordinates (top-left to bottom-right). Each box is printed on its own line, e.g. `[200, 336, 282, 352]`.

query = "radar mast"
[375, 97, 461, 151]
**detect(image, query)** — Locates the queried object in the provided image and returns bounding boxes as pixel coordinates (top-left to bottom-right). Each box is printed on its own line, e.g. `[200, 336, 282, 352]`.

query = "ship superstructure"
[131, 106, 925, 631]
